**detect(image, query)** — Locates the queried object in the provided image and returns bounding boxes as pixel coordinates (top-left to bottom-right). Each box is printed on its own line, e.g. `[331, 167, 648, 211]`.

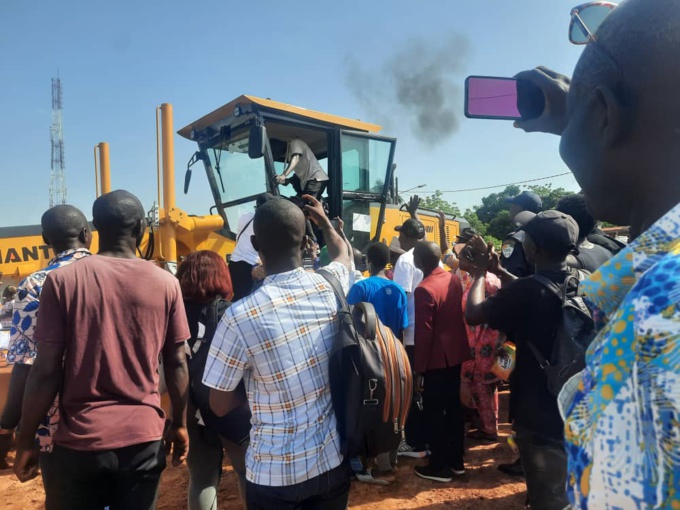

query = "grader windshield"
[178, 95, 396, 250]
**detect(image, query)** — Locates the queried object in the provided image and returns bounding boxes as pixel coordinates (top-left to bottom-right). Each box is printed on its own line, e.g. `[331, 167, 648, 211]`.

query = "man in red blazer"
[412, 241, 470, 483]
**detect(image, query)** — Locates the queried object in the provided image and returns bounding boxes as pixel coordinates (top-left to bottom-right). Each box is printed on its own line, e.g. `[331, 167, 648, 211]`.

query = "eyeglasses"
[569, 2, 617, 44]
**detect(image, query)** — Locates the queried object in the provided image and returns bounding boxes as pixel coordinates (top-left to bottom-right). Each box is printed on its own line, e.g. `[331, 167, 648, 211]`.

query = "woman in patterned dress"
[458, 242, 502, 441]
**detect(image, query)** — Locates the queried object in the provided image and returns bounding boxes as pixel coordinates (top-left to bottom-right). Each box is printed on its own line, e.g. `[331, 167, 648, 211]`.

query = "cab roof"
[177, 95, 382, 140]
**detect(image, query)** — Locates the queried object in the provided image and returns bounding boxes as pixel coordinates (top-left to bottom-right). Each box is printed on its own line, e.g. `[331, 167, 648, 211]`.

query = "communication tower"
[49, 76, 67, 207]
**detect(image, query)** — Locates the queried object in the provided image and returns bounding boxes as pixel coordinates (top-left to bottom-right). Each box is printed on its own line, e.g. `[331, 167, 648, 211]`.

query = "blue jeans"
[245, 461, 350, 510]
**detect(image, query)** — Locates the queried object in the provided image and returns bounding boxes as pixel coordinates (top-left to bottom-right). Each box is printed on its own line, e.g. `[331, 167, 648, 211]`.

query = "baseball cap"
[523, 210, 580, 256]
[506, 191, 543, 213]
[514, 210, 537, 227]
[395, 219, 425, 240]
[455, 227, 478, 244]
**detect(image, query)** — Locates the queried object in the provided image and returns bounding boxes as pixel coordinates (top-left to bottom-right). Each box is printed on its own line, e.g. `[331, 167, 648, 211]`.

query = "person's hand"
[164, 424, 189, 467]
[13, 443, 40, 483]
[407, 195, 420, 219]
[304, 236, 319, 258]
[275, 174, 287, 184]
[333, 216, 345, 235]
[513, 66, 571, 135]
[303, 194, 330, 227]
[488, 246, 502, 275]
[414, 373, 424, 394]
[437, 210, 446, 228]
[466, 236, 493, 274]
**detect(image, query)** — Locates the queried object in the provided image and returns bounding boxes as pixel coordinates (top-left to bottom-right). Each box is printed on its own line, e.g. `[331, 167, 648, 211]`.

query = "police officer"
[500, 191, 543, 277]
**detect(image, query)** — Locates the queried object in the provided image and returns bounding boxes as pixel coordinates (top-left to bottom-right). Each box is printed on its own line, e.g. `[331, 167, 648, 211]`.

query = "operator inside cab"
[500, 191, 543, 277]
[276, 138, 329, 201]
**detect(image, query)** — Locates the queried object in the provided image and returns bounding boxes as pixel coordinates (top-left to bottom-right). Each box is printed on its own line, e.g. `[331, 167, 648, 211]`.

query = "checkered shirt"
[202, 262, 349, 487]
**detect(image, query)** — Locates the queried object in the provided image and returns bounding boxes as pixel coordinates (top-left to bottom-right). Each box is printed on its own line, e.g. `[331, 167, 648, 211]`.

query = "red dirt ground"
[0, 390, 527, 510]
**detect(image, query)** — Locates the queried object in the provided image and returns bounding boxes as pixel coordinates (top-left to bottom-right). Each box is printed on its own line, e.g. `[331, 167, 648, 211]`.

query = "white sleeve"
[393, 257, 414, 292]
[325, 261, 351, 295]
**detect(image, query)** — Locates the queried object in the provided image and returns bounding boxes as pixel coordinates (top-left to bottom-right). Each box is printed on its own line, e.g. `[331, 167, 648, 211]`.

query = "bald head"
[41, 205, 90, 252]
[252, 198, 306, 264]
[93, 190, 146, 241]
[414, 241, 441, 274]
[560, 0, 680, 230]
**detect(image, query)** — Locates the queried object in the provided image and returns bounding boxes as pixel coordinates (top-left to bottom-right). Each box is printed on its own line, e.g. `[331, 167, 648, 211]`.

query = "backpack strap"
[527, 274, 564, 371]
[318, 269, 349, 312]
[318, 269, 376, 340]
[526, 341, 551, 369]
[531, 274, 565, 301]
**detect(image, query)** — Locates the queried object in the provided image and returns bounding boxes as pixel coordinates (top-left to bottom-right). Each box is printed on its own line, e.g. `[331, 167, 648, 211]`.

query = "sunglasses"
[569, 2, 617, 45]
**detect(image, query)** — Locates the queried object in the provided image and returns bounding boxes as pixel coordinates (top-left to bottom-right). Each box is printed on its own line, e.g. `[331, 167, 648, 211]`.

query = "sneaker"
[451, 462, 466, 476]
[498, 458, 524, 477]
[397, 441, 427, 458]
[414, 465, 452, 483]
[356, 469, 392, 485]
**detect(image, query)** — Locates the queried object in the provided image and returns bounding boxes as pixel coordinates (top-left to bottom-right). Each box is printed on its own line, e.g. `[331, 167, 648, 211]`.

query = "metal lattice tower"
[49, 76, 67, 207]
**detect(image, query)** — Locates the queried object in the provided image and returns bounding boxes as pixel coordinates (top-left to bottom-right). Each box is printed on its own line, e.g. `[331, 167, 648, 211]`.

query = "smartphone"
[464, 76, 545, 121]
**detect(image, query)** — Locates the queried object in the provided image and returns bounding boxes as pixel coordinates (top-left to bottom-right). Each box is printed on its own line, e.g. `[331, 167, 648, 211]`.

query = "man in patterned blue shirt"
[203, 196, 351, 509]
[514, 0, 680, 506]
[0, 205, 91, 469]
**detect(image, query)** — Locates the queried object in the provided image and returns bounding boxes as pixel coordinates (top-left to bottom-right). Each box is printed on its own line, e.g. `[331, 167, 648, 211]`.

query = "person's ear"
[42, 233, 51, 247]
[79, 227, 92, 248]
[595, 86, 626, 147]
[132, 219, 146, 247]
[251, 235, 260, 253]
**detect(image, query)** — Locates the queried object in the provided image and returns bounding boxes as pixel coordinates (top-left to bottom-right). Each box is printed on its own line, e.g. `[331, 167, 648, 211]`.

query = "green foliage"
[413, 184, 574, 250]
[526, 184, 571, 210]
[420, 191, 461, 216]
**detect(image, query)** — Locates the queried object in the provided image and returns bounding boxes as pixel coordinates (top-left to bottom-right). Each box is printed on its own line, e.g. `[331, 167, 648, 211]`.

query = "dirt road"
[1, 424, 526, 510]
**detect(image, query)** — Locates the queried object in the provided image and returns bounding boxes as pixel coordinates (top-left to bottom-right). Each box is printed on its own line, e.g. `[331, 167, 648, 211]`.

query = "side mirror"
[248, 124, 266, 159]
[183, 168, 192, 195]
[184, 152, 202, 195]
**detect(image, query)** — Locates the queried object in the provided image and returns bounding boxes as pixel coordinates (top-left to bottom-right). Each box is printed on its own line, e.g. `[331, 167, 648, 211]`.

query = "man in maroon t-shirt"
[13, 190, 190, 510]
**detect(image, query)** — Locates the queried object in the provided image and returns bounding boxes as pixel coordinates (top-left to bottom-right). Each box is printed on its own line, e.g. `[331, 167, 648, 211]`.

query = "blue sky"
[0, 0, 586, 227]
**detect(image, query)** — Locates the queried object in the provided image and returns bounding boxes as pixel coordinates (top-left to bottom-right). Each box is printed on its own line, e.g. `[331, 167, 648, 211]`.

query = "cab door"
[337, 131, 396, 251]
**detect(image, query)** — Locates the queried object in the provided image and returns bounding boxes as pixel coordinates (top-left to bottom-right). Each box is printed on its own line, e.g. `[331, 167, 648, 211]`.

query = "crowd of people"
[0, 0, 679, 509]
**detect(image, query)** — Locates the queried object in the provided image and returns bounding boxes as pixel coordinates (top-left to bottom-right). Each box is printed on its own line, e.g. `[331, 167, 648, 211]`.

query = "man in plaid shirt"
[203, 195, 351, 509]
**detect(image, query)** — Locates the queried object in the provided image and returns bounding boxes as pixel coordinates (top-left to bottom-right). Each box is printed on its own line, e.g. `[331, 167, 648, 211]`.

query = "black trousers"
[514, 427, 570, 510]
[404, 346, 427, 450]
[229, 260, 255, 302]
[289, 177, 327, 246]
[245, 461, 350, 510]
[45, 440, 166, 510]
[423, 365, 464, 470]
[0, 363, 31, 429]
[289, 176, 327, 200]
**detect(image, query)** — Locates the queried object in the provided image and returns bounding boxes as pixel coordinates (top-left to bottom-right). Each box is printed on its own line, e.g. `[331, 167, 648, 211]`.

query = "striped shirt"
[203, 262, 349, 487]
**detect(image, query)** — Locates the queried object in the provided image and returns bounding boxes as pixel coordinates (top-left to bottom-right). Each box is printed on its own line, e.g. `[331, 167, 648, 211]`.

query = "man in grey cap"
[464, 210, 580, 510]
[500, 191, 543, 278]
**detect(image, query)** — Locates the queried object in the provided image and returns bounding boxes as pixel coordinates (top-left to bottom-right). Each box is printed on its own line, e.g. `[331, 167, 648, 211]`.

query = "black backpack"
[527, 273, 596, 397]
[187, 299, 251, 445]
[318, 270, 413, 458]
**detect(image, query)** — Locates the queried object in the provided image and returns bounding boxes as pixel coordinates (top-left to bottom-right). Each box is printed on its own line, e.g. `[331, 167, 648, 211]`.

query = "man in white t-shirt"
[229, 193, 274, 301]
[392, 218, 428, 459]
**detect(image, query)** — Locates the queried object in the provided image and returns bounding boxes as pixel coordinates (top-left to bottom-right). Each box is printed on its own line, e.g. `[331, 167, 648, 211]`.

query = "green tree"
[419, 190, 461, 216]
[461, 184, 572, 249]
[526, 184, 571, 210]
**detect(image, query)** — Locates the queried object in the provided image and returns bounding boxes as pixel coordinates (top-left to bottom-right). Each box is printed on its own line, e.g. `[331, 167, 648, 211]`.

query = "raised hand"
[513, 66, 571, 135]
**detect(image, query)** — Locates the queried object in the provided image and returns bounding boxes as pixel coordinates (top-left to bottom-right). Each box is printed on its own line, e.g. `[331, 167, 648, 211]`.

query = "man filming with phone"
[466, 1, 680, 507]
